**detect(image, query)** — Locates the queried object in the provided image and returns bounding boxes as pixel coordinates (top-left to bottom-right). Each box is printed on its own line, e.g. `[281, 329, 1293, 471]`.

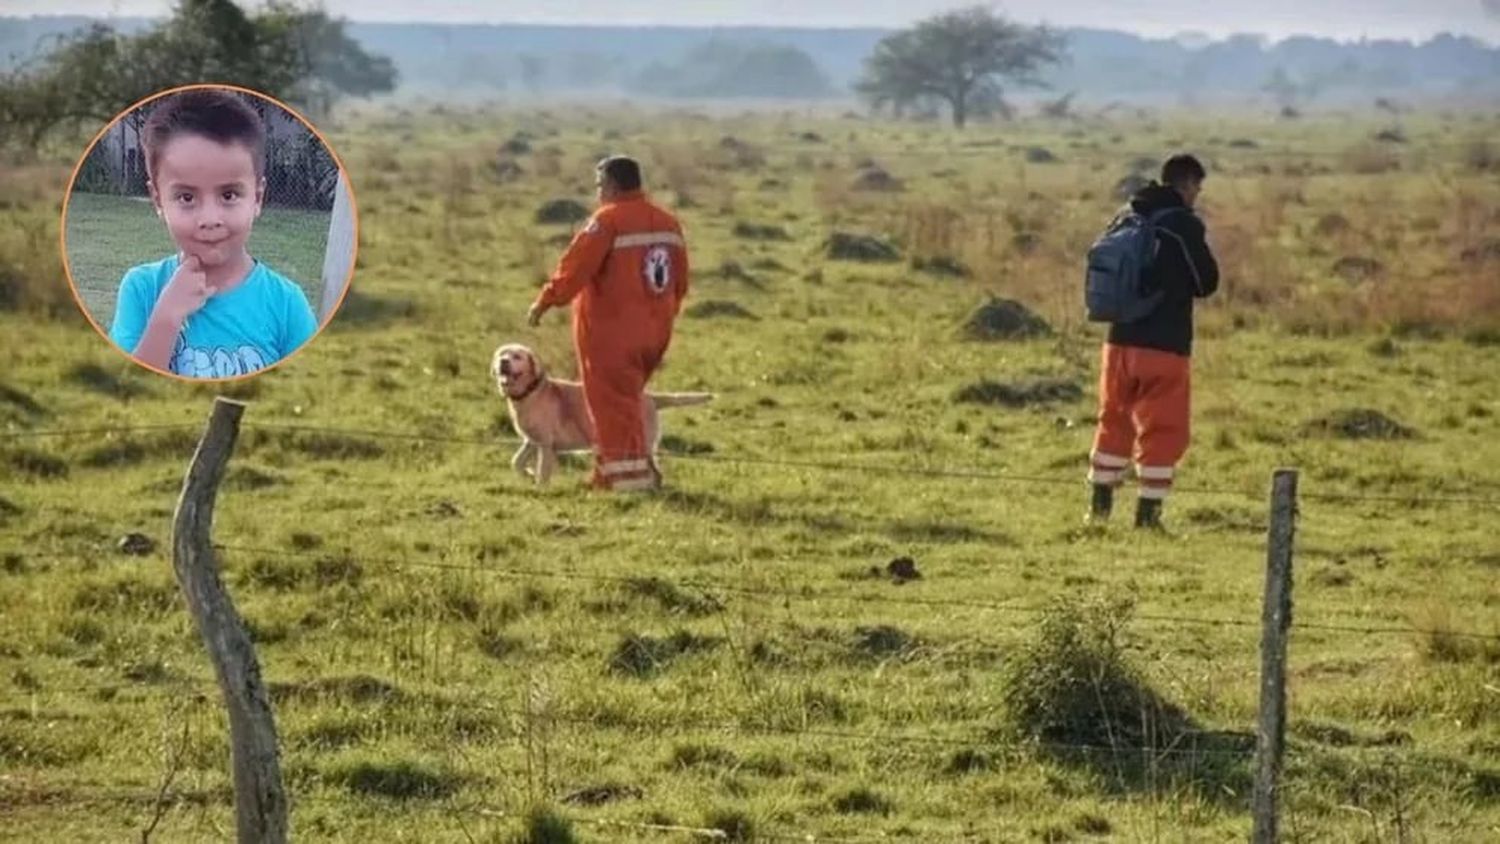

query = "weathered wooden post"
[172, 398, 287, 843]
[1252, 469, 1298, 843]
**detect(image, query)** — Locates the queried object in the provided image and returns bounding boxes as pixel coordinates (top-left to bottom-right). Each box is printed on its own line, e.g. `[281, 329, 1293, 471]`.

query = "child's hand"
[157, 255, 211, 322]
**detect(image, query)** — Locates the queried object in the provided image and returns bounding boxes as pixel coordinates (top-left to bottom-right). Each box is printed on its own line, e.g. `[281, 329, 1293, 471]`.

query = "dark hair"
[596, 155, 642, 191]
[1160, 154, 1206, 187]
[141, 88, 266, 180]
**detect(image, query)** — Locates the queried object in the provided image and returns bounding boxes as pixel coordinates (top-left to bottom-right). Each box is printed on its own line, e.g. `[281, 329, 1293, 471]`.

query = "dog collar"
[510, 373, 544, 401]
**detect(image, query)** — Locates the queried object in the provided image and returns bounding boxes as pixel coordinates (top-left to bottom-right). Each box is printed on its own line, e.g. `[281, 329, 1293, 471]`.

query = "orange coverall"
[533, 190, 689, 491]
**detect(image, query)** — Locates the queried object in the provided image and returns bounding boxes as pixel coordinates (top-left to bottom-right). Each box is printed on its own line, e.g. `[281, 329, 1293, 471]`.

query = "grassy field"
[61, 191, 331, 328]
[2, 104, 1499, 842]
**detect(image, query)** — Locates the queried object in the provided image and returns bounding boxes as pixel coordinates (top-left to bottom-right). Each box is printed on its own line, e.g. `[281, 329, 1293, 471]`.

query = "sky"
[6, 0, 1500, 43]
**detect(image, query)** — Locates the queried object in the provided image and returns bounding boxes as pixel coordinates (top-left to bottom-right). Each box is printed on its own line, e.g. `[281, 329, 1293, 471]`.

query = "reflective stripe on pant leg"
[1138, 465, 1174, 500]
[1089, 449, 1131, 485]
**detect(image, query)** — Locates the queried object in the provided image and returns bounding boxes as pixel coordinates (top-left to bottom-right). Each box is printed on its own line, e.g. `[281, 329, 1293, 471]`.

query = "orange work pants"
[1088, 344, 1191, 500]
[579, 339, 665, 492]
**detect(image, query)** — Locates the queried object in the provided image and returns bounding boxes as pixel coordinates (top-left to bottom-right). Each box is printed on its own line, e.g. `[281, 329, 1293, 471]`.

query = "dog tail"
[650, 391, 715, 409]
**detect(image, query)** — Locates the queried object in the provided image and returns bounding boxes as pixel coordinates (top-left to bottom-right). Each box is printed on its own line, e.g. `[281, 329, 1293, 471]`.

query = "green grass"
[2, 105, 1499, 841]
[61, 191, 330, 328]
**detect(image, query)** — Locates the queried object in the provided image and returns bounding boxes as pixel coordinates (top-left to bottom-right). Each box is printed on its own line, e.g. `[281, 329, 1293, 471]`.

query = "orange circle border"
[58, 82, 362, 384]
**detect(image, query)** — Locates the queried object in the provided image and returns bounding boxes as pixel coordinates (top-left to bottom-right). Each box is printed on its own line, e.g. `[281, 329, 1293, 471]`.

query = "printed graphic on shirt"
[169, 333, 271, 378]
[642, 245, 671, 295]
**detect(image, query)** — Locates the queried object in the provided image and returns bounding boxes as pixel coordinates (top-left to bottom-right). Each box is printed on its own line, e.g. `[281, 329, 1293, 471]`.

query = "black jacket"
[1106, 183, 1219, 357]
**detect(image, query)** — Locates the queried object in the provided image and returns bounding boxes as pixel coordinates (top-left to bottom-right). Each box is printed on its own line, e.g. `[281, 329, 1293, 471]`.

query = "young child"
[108, 88, 317, 379]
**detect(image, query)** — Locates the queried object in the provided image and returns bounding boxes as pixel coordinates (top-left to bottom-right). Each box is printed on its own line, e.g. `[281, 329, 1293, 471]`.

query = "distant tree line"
[0, 0, 394, 149]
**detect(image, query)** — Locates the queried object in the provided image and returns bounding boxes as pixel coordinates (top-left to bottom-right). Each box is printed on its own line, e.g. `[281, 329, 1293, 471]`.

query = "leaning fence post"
[1252, 469, 1298, 843]
[171, 398, 287, 843]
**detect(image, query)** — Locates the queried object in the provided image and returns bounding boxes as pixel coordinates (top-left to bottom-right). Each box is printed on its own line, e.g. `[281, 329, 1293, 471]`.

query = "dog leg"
[511, 441, 537, 478]
[536, 447, 558, 486]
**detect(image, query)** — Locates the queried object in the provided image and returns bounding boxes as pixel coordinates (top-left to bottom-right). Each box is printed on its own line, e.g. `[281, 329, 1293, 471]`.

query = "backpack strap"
[1146, 207, 1186, 226]
[1149, 208, 1208, 293]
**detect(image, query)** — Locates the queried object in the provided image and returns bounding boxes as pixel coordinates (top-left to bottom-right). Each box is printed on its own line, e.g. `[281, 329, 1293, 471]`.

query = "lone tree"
[856, 6, 1065, 128]
[0, 0, 395, 149]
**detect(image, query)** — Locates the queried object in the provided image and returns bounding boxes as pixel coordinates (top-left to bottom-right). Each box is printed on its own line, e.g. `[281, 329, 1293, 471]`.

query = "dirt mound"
[499, 135, 532, 155]
[715, 261, 755, 282]
[732, 221, 790, 241]
[1460, 239, 1500, 264]
[912, 255, 970, 278]
[719, 135, 766, 168]
[851, 625, 917, 660]
[117, 533, 156, 556]
[562, 783, 644, 806]
[885, 556, 921, 584]
[66, 363, 151, 400]
[0, 496, 21, 524]
[1314, 213, 1351, 236]
[960, 297, 1052, 341]
[823, 232, 900, 263]
[1305, 408, 1416, 440]
[9, 449, 68, 479]
[490, 159, 524, 182]
[0, 382, 46, 419]
[1333, 255, 1384, 283]
[534, 198, 590, 224]
[686, 300, 756, 320]
[954, 378, 1082, 408]
[851, 166, 903, 192]
[609, 631, 722, 678]
[1024, 146, 1059, 163]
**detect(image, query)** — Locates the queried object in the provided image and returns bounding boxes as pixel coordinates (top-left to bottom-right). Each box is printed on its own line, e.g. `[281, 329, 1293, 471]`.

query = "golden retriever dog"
[491, 342, 712, 485]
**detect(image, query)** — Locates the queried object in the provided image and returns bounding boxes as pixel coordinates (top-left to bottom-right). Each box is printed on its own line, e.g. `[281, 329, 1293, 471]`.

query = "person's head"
[1160, 154, 1206, 208]
[141, 88, 267, 270]
[595, 155, 642, 203]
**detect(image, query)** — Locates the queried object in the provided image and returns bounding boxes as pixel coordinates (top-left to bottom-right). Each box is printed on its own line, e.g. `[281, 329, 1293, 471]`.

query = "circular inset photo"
[61, 83, 358, 380]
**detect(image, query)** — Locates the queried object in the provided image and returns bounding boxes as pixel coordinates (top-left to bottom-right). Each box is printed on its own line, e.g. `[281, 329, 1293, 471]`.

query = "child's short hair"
[141, 88, 266, 180]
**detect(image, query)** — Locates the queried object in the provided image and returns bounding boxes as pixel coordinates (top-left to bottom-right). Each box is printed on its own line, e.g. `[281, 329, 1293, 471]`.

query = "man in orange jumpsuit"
[528, 156, 689, 492]
[1089, 154, 1219, 528]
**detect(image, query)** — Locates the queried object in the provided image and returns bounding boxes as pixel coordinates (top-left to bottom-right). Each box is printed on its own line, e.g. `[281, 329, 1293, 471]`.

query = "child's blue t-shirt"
[108, 255, 318, 378]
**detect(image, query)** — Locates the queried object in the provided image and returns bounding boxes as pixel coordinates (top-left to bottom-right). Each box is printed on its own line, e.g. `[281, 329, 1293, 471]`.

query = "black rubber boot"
[1135, 497, 1163, 530]
[1087, 483, 1114, 522]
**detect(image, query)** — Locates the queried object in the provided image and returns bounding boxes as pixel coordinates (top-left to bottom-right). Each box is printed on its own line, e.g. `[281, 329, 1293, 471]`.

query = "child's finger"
[180, 254, 202, 273]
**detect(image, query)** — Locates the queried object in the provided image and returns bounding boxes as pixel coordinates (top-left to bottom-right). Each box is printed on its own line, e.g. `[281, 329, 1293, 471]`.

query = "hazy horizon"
[7, 0, 1500, 45]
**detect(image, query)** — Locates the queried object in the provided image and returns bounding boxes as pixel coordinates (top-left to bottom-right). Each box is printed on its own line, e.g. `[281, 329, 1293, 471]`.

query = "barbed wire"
[8, 418, 1498, 507]
[206, 542, 1500, 642]
[0, 785, 985, 842]
[0, 534, 1494, 642]
[18, 670, 1491, 770]
[4, 671, 1256, 762]
[0, 422, 200, 440]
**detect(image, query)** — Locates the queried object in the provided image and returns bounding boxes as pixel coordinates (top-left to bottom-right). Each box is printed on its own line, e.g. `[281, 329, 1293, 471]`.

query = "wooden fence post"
[1252, 469, 1299, 843]
[171, 398, 287, 844]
